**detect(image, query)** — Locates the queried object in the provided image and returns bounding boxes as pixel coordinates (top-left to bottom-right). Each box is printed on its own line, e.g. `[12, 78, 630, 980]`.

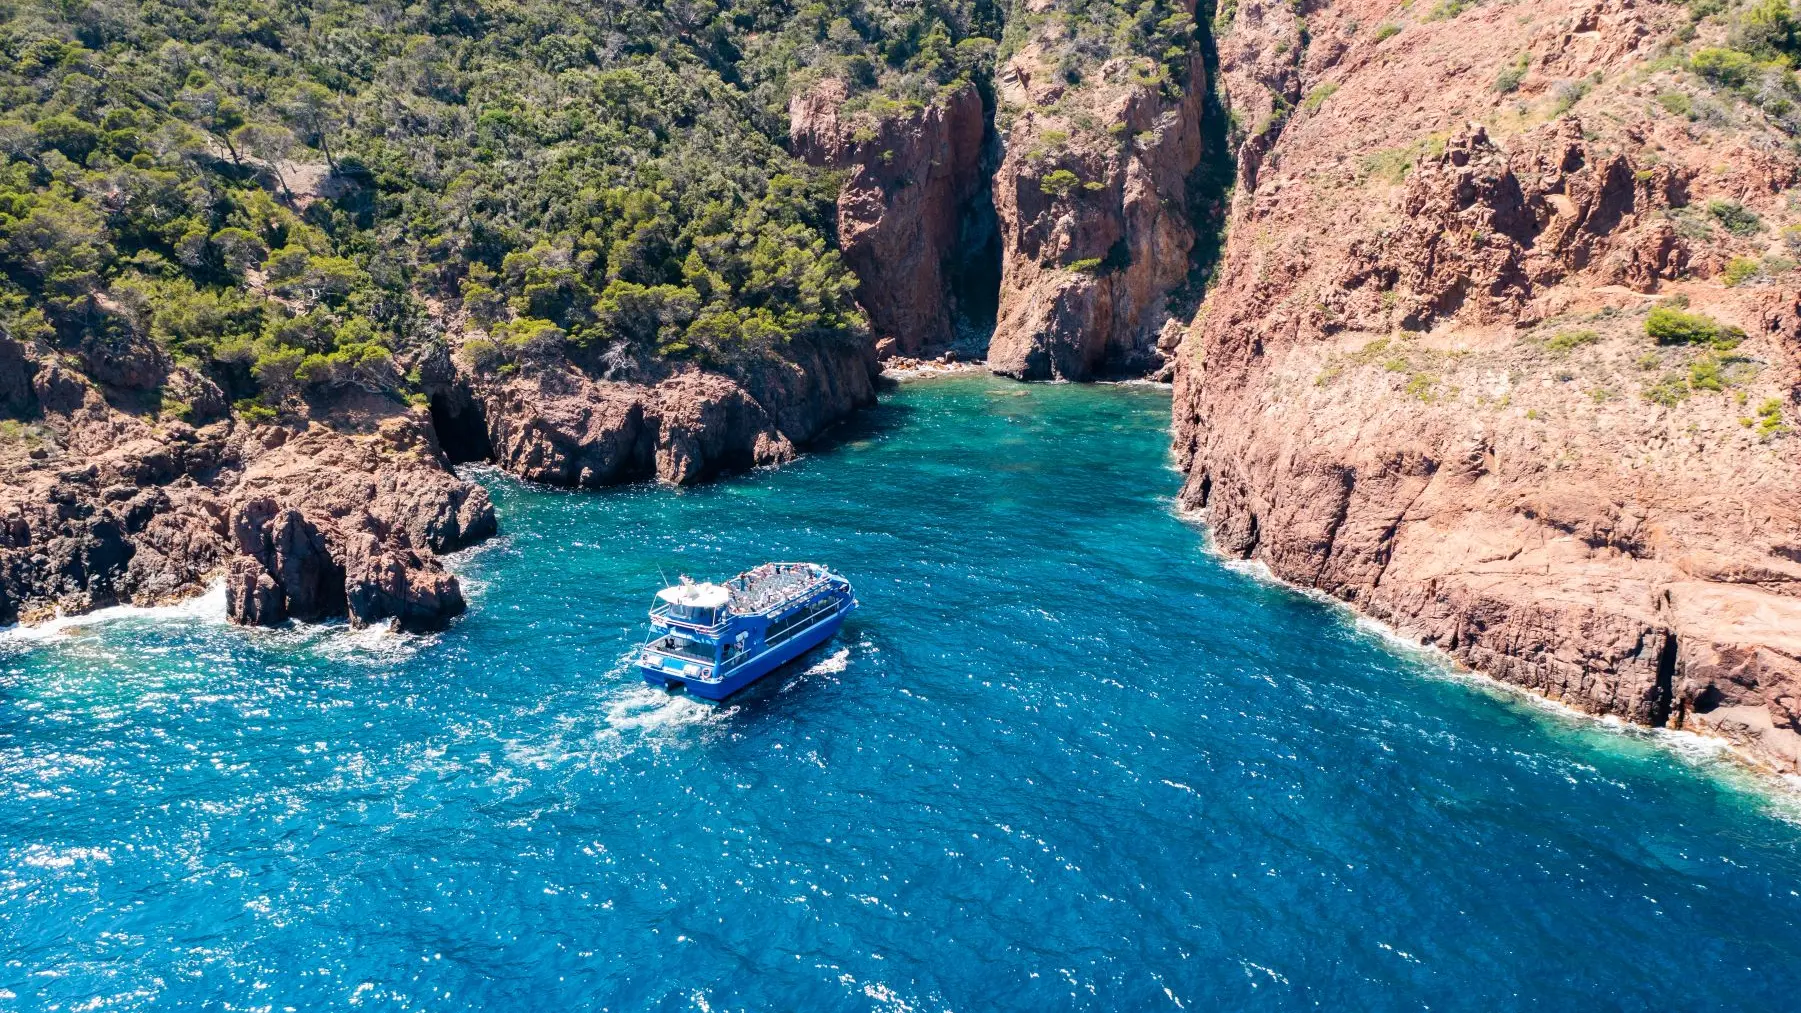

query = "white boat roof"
[657, 583, 731, 609]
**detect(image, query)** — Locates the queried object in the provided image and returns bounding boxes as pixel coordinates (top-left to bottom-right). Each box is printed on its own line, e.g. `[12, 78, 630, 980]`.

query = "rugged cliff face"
[433, 334, 879, 487]
[0, 340, 495, 632]
[1, 326, 875, 631]
[791, 81, 995, 359]
[1175, 0, 1801, 770]
[985, 28, 1208, 380]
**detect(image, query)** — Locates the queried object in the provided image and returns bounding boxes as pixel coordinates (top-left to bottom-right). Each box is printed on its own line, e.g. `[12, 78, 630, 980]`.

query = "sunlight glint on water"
[3, 374, 1799, 1010]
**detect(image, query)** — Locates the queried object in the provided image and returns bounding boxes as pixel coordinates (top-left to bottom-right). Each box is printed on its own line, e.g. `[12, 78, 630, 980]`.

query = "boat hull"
[639, 603, 852, 700]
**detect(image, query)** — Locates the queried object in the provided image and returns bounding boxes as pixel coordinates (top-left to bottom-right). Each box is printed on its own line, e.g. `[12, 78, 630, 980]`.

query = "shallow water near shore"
[4, 374, 1801, 1010]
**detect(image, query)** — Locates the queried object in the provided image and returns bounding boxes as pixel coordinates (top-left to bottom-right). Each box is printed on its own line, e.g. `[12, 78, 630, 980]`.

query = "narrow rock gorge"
[1173, 0, 1801, 771]
[790, 80, 997, 359]
[791, 0, 1218, 380]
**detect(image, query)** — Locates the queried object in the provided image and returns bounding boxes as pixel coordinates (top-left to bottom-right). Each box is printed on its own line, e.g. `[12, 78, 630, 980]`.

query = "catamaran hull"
[639, 605, 851, 700]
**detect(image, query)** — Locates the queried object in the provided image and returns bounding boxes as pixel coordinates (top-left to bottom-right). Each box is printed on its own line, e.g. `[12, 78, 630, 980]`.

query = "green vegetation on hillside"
[0, 0, 1050, 416]
[1645, 305, 1745, 349]
[1685, 0, 1801, 131]
[998, 0, 1199, 97]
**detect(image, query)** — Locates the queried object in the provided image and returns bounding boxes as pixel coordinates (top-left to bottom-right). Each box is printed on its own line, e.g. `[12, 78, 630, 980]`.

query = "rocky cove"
[10, 372, 1801, 1010]
[4, 0, 1801, 783]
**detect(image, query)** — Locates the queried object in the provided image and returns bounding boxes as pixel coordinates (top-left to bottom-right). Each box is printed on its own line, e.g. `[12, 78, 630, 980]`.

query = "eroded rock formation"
[3, 305, 874, 633]
[985, 34, 1208, 380]
[1174, 0, 1801, 771]
[0, 352, 494, 632]
[791, 81, 994, 358]
[442, 333, 878, 488]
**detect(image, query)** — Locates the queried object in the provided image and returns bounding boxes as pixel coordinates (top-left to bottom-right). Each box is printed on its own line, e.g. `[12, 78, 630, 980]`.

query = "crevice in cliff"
[1168, 3, 1237, 324]
[429, 388, 494, 465]
[1652, 630, 1678, 729]
[949, 106, 1004, 354]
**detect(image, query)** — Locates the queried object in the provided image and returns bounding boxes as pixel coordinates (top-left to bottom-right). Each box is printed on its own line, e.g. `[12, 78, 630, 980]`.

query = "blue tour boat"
[638, 563, 857, 699]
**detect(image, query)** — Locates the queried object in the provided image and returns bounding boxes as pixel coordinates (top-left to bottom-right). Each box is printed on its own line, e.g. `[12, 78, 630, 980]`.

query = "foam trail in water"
[594, 688, 732, 760]
[0, 581, 227, 649]
[803, 647, 850, 676]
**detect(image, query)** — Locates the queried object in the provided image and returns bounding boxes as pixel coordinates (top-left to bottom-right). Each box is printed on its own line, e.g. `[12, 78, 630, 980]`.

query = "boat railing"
[643, 641, 718, 664]
[730, 577, 838, 617]
[654, 582, 837, 628]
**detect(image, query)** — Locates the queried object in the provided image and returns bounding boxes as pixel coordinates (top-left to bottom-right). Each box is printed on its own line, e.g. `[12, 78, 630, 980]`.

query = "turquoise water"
[4, 374, 1801, 1010]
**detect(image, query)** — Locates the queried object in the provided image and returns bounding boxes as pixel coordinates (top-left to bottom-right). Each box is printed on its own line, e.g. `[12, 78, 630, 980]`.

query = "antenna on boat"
[656, 564, 670, 590]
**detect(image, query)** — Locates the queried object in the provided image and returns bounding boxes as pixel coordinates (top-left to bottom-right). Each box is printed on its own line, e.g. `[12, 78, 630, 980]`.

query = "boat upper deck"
[725, 563, 830, 615]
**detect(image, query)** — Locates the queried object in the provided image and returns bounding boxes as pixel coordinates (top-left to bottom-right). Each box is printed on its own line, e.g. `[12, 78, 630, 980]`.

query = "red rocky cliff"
[0, 345, 494, 633]
[439, 332, 878, 488]
[986, 28, 1208, 380]
[791, 81, 991, 358]
[1175, 0, 1801, 770]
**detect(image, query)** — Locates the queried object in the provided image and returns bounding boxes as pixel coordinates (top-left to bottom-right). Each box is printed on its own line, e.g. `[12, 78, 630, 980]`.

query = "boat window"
[766, 598, 836, 642]
[657, 635, 715, 660]
[669, 604, 719, 625]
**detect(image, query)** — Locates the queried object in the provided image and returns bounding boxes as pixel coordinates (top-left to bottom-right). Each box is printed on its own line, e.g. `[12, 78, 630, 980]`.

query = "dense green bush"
[1645, 306, 1746, 349]
[1707, 198, 1764, 235]
[1686, 2, 1801, 128]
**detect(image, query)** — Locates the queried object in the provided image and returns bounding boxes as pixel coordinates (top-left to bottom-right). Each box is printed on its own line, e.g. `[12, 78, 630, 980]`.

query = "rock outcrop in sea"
[430, 333, 879, 487]
[1171, 0, 1801, 771]
[0, 347, 494, 632]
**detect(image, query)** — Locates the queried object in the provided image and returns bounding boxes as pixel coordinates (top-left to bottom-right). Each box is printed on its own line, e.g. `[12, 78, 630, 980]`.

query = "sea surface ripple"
[3, 375, 1799, 1010]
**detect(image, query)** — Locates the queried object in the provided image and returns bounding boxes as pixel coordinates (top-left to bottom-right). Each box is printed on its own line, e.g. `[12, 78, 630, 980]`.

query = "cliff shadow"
[428, 386, 495, 464]
[1166, 5, 1237, 324]
[798, 390, 918, 460]
[946, 92, 1006, 359]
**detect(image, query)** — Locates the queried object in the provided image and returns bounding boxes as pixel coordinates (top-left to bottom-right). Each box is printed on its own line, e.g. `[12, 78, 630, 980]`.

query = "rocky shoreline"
[0, 330, 878, 633]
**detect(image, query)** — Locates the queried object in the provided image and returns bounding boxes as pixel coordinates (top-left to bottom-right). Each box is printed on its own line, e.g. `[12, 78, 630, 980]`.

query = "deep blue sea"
[4, 374, 1800, 1011]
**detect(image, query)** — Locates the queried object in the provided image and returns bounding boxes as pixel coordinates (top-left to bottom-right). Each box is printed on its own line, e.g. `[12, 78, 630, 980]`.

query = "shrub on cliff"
[1756, 396, 1789, 437]
[1645, 306, 1745, 349]
[461, 339, 503, 374]
[1494, 55, 1530, 94]
[1692, 47, 1760, 89]
[1040, 169, 1084, 198]
[1708, 199, 1765, 236]
[1723, 257, 1763, 286]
